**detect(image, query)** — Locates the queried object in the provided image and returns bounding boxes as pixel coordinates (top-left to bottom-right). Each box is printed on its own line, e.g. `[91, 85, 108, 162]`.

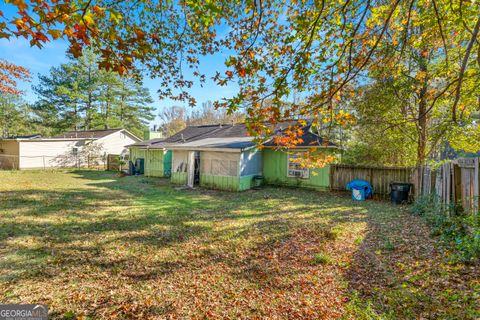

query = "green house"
[128, 123, 338, 191]
[159, 122, 338, 191]
[261, 149, 332, 191]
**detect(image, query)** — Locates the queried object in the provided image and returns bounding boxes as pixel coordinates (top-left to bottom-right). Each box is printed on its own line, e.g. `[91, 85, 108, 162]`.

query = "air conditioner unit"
[289, 169, 309, 179]
[300, 170, 310, 179]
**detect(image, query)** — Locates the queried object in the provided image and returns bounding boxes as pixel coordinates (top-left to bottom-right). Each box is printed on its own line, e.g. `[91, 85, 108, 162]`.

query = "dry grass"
[0, 170, 478, 319]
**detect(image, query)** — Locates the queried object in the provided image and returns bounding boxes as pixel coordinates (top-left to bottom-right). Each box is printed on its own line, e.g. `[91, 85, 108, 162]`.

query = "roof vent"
[181, 133, 185, 142]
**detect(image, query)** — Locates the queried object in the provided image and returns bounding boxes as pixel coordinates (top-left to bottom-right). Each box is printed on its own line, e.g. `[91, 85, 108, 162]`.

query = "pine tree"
[33, 49, 155, 135]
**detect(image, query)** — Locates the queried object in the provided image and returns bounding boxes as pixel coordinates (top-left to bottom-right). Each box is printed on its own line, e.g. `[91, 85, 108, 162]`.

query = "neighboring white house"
[0, 128, 140, 170]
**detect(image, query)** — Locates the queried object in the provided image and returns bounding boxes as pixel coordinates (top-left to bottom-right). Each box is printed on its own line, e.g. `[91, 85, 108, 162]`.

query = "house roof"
[128, 121, 337, 151]
[263, 125, 338, 148]
[1, 128, 142, 143]
[52, 128, 126, 139]
[129, 121, 299, 149]
[128, 138, 166, 147]
[2, 134, 42, 139]
[167, 137, 255, 152]
[0, 134, 91, 142]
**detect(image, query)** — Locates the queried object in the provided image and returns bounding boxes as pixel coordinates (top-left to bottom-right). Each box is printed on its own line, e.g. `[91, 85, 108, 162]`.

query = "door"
[194, 151, 200, 185]
[187, 151, 195, 188]
[163, 150, 172, 177]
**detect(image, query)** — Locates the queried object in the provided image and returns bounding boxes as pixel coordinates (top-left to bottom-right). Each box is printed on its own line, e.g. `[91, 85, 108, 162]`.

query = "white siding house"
[95, 129, 138, 156]
[18, 139, 88, 169]
[0, 129, 141, 170]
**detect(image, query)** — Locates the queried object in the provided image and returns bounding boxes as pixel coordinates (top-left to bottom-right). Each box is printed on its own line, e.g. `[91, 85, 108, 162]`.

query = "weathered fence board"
[330, 158, 479, 213]
[330, 164, 417, 199]
[107, 154, 128, 171]
[456, 158, 479, 213]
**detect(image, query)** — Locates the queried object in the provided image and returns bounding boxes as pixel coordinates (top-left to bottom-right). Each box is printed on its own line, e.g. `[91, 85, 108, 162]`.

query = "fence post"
[446, 163, 452, 208]
[43, 156, 46, 170]
[474, 158, 479, 215]
[453, 162, 462, 208]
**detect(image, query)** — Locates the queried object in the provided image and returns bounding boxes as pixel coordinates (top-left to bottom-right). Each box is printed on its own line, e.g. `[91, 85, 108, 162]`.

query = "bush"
[411, 195, 480, 263]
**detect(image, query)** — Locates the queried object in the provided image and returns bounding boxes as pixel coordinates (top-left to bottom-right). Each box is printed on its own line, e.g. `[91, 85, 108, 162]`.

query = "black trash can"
[390, 182, 411, 204]
[253, 175, 264, 190]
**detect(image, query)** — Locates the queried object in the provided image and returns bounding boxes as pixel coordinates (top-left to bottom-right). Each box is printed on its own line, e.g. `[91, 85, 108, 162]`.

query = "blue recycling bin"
[346, 179, 373, 201]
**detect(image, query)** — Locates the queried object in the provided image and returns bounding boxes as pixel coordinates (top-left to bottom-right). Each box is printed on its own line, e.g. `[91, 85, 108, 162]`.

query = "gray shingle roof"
[128, 138, 166, 147]
[166, 137, 255, 151]
[128, 121, 336, 150]
[52, 128, 123, 139]
[3, 134, 42, 139]
[264, 125, 337, 148]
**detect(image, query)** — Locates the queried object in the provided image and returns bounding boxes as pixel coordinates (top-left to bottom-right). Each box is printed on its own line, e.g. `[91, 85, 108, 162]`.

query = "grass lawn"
[0, 170, 478, 319]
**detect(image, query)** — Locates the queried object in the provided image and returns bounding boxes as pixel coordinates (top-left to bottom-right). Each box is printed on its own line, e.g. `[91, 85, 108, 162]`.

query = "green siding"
[263, 149, 331, 190]
[200, 174, 240, 191]
[239, 175, 255, 191]
[129, 147, 146, 163]
[145, 149, 164, 177]
[171, 172, 187, 185]
[129, 147, 173, 178]
[163, 150, 172, 177]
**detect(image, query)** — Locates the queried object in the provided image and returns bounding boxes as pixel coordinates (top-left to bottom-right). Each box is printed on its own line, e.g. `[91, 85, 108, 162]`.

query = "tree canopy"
[0, 59, 30, 95]
[0, 94, 39, 137]
[2, 0, 479, 164]
[32, 49, 155, 136]
[158, 101, 245, 137]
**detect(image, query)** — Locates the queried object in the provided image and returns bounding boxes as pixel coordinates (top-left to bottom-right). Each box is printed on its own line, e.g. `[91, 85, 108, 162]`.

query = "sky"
[0, 22, 238, 128]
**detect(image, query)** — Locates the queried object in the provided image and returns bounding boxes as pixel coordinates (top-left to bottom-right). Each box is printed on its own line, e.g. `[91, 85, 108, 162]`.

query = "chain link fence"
[0, 154, 107, 170]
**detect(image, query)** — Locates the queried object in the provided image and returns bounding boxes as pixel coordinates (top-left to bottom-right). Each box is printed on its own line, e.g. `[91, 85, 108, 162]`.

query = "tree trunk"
[85, 64, 93, 130]
[104, 85, 110, 129]
[416, 59, 428, 165]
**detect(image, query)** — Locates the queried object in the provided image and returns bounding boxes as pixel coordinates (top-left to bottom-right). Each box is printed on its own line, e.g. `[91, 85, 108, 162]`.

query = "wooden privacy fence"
[107, 154, 129, 171]
[420, 158, 479, 213]
[330, 164, 418, 199]
[331, 158, 480, 213]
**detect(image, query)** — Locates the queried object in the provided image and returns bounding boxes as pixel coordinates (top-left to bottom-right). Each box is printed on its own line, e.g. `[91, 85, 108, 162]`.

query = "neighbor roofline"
[167, 146, 242, 153]
[261, 145, 340, 149]
[120, 129, 142, 142]
[93, 128, 142, 142]
[1, 137, 94, 142]
[126, 141, 167, 149]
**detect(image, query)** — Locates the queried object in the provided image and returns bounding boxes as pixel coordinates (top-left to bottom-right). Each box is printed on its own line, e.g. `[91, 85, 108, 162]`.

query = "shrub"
[411, 195, 480, 263]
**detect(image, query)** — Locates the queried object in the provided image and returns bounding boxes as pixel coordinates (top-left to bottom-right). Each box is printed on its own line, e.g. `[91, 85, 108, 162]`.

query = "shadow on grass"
[342, 201, 480, 319]
[1, 169, 422, 318]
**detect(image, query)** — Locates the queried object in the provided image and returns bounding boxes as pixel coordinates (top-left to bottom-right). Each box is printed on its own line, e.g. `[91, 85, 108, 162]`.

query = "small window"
[287, 153, 309, 179]
[72, 147, 78, 155]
